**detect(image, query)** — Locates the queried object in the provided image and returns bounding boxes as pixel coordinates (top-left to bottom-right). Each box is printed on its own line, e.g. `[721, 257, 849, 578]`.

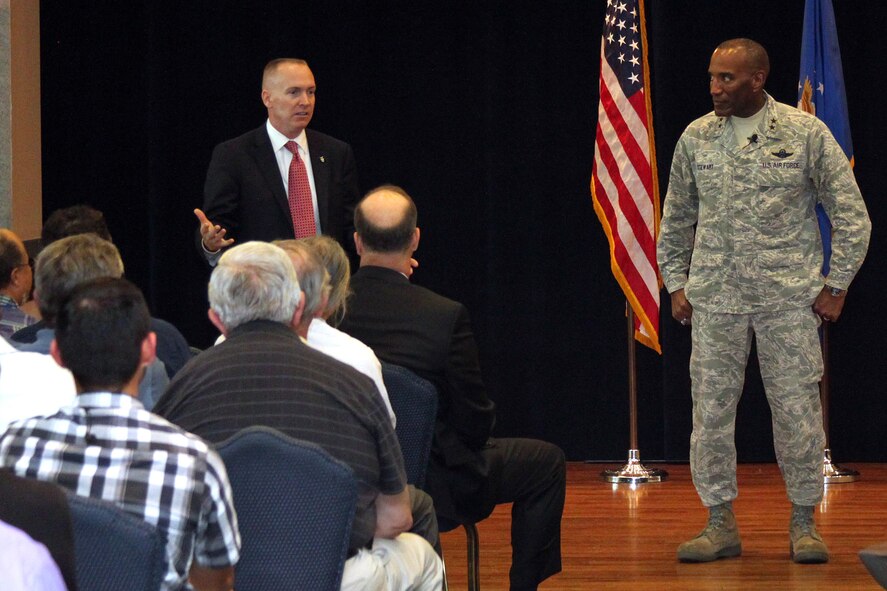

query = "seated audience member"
[302, 234, 352, 327]
[1, 469, 78, 591]
[0, 336, 75, 431]
[277, 238, 396, 426]
[339, 186, 566, 591]
[0, 277, 240, 591]
[12, 234, 167, 409]
[154, 242, 442, 590]
[0, 229, 38, 339]
[0, 520, 68, 591]
[277, 238, 440, 555]
[39, 204, 114, 245]
[11, 205, 191, 378]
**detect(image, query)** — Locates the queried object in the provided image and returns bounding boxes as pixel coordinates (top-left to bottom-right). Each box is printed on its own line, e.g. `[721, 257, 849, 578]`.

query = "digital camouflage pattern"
[689, 307, 825, 506]
[658, 93, 870, 313]
[658, 94, 870, 507]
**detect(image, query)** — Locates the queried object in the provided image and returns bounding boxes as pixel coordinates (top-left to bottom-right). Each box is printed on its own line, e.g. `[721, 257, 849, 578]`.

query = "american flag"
[591, 0, 660, 353]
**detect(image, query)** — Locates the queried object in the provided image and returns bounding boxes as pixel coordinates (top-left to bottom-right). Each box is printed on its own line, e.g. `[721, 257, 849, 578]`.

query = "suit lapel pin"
[320, 156, 325, 163]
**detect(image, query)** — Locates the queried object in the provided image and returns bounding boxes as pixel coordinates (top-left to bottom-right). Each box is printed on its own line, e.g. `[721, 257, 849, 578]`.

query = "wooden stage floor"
[439, 462, 887, 590]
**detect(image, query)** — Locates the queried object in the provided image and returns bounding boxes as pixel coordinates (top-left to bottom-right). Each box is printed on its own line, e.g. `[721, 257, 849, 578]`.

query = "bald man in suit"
[340, 185, 566, 591]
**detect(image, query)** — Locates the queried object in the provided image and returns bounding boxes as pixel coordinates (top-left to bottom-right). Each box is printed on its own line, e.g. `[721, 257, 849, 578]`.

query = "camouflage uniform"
[657, 93, 870, 507]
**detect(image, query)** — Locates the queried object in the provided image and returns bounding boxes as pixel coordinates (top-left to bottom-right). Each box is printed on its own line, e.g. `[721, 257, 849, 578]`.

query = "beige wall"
[0, 0, 41, 240]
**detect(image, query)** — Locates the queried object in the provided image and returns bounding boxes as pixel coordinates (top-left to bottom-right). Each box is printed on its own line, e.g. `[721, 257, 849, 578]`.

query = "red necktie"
[284, 141, 317, 238]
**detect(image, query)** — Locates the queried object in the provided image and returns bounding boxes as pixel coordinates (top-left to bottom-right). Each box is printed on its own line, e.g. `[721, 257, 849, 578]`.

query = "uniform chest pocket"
[759, 143, 807, 188]
[693, 150, 726, 197]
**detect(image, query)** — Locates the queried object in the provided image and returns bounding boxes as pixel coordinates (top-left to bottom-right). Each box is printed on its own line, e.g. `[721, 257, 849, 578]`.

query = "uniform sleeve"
[657, 134, 700, 294]
[809, 122, 871, 290]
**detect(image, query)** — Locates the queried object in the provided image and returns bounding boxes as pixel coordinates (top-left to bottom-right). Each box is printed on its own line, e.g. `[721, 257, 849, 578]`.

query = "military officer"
[657, 38, 870, 565]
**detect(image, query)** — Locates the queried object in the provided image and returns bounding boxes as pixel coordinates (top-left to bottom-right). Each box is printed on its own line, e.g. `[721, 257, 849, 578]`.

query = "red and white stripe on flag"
[591, 0, 661, 353]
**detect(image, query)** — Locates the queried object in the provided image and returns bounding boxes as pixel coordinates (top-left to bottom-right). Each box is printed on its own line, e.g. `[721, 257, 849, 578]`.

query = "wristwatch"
[825, 285, 846, 297]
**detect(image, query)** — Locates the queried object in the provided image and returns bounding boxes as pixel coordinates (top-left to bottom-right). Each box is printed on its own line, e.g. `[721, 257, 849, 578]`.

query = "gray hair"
[300, 235, 351, 326]
[208, 241, 302, 331]
[35, 233, 124, 325]
[274, 240, 330, 321]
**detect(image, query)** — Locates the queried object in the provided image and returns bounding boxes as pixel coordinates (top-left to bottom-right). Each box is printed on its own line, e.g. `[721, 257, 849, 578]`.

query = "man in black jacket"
[196, 58, 359, 263]
[340, 185, 566, 591]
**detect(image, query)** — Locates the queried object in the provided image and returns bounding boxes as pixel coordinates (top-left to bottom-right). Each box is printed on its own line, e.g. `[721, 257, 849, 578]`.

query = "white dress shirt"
[306, 318, 396, 427]
[266, 119, 322, 235]
[0, 337, 76, 432]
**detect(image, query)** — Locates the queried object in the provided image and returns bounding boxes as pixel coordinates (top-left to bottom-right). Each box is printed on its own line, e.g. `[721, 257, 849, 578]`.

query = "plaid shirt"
[0, 393, 240, 591]
[0, 294, 37, 340]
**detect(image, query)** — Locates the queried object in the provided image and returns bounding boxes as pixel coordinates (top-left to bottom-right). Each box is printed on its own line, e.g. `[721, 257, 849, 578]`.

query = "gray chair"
[67, 494, 166, 591]
[382, 362, 480, 591]
[860, 542, 887, 589]
[218, 426, 357, 591]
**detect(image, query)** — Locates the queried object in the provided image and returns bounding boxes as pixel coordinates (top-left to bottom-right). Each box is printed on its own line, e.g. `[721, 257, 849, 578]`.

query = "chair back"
[67, 494, 166, 591]
[382, 363, 438, 487]
[218, 426, 357, 591]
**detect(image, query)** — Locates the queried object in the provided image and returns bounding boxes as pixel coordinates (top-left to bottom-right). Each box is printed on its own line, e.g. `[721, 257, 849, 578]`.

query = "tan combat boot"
[677, 503, 742, 562]
[790, 504, 829, 563]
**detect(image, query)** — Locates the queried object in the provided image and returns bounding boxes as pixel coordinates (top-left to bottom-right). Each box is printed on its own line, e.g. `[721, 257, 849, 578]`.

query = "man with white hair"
[154, 241, 442, 590]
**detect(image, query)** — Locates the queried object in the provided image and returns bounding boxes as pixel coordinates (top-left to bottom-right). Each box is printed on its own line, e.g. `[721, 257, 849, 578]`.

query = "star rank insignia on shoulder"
[771, 148, 794, 159]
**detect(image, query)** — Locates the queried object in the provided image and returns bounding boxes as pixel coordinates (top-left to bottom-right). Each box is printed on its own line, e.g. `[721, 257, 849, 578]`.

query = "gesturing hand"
[194, 209, 234, 253]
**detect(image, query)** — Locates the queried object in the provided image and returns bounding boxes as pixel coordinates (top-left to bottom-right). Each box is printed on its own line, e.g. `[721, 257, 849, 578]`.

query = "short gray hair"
[274, 240, 330, 320]
[301, 235, 351, 326]
[35, 233, 124, 325]
[208, 242, 302, 331]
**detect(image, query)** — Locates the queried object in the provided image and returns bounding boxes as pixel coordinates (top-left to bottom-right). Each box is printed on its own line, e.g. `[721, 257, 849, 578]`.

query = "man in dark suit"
[195, 58, 359, 263]
[339, 185, 566, 591]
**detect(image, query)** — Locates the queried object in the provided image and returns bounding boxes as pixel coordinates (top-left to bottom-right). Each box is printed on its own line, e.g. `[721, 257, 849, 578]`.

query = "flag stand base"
[822, 448, 859, 484]
[601, 449, 668, 484]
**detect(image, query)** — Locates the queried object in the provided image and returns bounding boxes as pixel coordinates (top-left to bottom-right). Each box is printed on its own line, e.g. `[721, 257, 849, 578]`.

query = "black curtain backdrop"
[39, 1, 885, 462]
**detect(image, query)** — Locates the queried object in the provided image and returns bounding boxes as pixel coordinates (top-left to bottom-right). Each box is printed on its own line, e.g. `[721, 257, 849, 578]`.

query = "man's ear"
[261, 88, 272, 108]
[354, 232, 364, 256]
[410, 227, 421, 252]
[49, 338, 65, 369]
[140, 332, 158, 367]
[208, 308, 228, 336]
[290, 292, 307, 329]
[752, 70, 766, 91]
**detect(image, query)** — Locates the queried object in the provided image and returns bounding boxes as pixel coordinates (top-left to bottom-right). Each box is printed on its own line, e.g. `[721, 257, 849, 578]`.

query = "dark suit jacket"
[340, 265, 497, 520]
[200, 125, 359, 255]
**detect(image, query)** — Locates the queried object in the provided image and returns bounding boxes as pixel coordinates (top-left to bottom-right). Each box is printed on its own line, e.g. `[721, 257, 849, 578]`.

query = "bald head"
[261, 58, 315, 138]
[261, 58, 310, 88]
[714, 38, 770, 79]
[0, 229, 30, 295]
[354, 185, 418, 254]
